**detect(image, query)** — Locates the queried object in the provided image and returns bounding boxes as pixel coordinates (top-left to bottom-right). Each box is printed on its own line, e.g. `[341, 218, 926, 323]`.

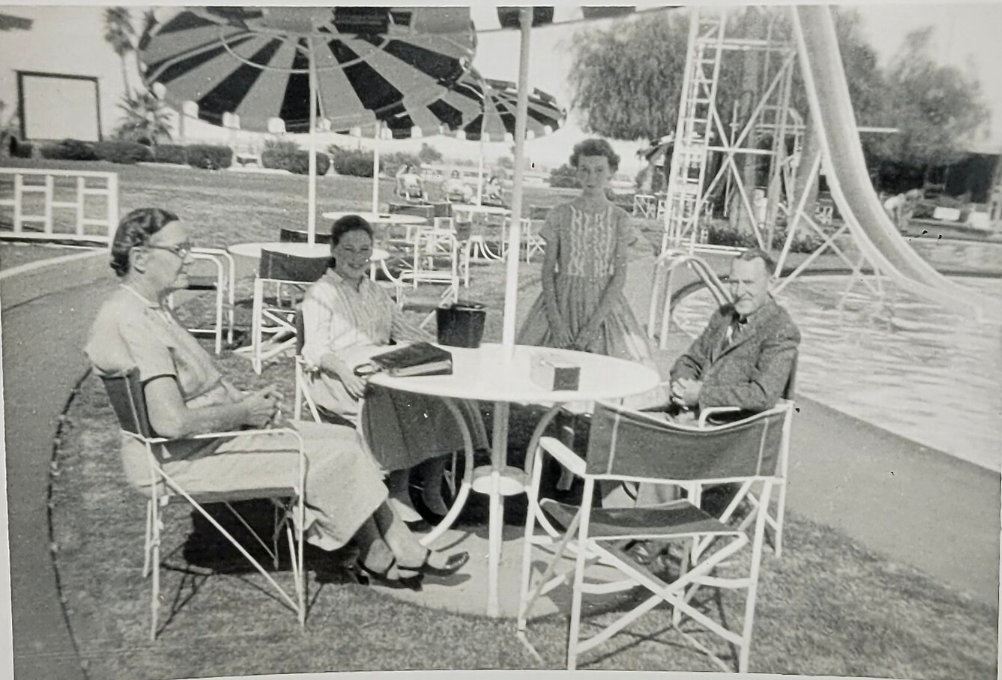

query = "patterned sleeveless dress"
[517, 200, 668, 409]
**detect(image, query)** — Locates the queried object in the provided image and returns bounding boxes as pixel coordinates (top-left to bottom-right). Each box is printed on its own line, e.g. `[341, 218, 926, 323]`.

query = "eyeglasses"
[145, 242, 193, 259]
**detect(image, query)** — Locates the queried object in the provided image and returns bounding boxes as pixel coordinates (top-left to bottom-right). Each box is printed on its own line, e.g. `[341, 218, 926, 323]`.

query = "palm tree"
[103, 7, 136, 99]
[115, 91, 173, 146]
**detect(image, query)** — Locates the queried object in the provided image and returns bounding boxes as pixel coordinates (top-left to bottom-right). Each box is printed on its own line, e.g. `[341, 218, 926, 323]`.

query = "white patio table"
[369, 342, 660, 617]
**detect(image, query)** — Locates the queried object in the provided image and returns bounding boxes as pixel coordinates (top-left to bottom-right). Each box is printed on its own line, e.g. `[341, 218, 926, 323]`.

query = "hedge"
[262, 148, 331, 176]
[330, 148, 374, 177]
[93, 141, 153, 164]
[40, 138, 99, 161]
[186, 144, 233, 170]
[153, 144, 188, 165]
[10, 139, 33, 159]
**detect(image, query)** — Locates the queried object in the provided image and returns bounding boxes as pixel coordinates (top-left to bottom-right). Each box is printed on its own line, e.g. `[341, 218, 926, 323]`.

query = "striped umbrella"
[138, 6, 476, 241]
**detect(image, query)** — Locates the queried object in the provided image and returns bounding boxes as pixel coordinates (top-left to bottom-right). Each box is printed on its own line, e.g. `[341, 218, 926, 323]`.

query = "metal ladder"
[661, 7, 727, 254]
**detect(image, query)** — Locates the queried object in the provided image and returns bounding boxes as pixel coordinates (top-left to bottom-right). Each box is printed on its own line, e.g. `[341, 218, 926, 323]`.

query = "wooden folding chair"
[518, 401, 788, 672]
[100, 368, 306, 640]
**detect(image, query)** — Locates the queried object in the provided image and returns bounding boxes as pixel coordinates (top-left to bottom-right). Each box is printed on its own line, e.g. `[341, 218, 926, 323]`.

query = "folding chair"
[398, 225, 462, 329]
[525, 207, 550, 263]
[290, 309, 482, 547]
[166, 248, 235, 354]
[691, 356, 797, 558]
[251, 248, 327, 374]
[517, 401, 789, 672]
[100, 368, 306, 640]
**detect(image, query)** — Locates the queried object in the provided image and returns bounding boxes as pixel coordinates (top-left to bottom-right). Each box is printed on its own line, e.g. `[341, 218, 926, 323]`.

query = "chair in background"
[251, 248, 328, 374]
[517, 401, 789, 672]
[100, 368, 305, 640]
[166, 247, 235, 354]
[279, 227, 332, 244]
[524, 206, 550, 262]
[398, 225, 463, 329]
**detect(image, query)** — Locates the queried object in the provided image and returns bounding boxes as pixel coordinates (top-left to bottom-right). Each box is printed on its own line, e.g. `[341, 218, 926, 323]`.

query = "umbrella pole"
[501, 8, 532, 351]
[477, 90, 488, 206]
[372, 121, 381, 216]
[307, 43, 318, 244]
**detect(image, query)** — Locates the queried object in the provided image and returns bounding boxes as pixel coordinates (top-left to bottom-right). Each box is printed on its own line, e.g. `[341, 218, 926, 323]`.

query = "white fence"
[0, 168, 119, 245]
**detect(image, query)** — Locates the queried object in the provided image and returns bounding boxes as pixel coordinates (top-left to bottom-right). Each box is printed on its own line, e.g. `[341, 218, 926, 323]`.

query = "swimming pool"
[672, 276, 1002, 472]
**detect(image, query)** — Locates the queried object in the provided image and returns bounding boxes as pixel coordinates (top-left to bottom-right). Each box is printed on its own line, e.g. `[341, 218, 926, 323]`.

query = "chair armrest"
[538, 436, 587, 478]
[698, 406, 742, 428]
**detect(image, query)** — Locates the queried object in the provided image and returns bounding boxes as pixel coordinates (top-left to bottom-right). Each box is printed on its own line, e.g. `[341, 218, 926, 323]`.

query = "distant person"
[883, 189, 920, 230]
[395, 164, 424, 200]
[517, 137, 667, 410]
[482, 175, 504, 205]
[990, 186, 1002, 223]
[444, 170, 473, 203]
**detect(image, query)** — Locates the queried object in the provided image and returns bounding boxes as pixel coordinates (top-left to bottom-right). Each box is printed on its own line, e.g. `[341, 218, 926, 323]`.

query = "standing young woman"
[518, 138, 667, 409]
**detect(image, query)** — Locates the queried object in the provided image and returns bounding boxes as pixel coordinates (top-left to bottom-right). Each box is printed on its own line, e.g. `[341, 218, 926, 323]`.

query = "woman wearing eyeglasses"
[85, 208, 468, 589]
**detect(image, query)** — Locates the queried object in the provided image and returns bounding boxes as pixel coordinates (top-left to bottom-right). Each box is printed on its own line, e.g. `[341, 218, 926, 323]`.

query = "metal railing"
[0, 168, 118, 246]
[648, 249, 732, 349]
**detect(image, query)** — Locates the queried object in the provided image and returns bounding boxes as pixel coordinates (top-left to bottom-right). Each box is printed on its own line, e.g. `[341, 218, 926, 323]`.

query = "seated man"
[602, 248, 799, 516]
[668, 247, 800, 421]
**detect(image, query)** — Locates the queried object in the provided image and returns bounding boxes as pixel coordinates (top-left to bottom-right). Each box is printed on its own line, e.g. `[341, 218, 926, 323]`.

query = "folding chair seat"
[100, 368, 305, 640]
[290, 309, 481, 546]
[166, 248, 235, 354]
[251, 248, 328, 374]
[518, 401, 790, 672]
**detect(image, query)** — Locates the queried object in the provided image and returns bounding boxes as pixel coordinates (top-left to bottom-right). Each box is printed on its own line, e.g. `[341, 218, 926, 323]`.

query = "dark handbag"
[436, 301, 487, 348]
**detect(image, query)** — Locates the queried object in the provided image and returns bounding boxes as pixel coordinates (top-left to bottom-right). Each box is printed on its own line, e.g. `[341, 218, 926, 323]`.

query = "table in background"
[369, 343, 661, 617]
[228, 241, 388, 279]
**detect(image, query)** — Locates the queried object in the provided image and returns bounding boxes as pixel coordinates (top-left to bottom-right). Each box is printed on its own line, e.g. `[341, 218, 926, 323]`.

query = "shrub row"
[34, 138, 234, 169]
[329, 148, 374, 177]
[261, 148, 331, 176]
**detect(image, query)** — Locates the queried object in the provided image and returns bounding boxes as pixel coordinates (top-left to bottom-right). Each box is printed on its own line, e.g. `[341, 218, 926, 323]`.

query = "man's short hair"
[734, 248, 776, 274]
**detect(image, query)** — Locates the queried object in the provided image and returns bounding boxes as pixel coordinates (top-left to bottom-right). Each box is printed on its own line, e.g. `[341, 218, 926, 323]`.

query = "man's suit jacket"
[671, 296, 800, 412]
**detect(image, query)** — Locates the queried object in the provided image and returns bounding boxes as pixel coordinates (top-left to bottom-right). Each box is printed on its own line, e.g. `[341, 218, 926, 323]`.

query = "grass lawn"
[19, 157, 998, 677]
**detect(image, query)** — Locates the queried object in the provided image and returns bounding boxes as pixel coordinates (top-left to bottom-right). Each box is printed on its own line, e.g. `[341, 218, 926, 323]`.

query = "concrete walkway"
[2, 249, 110, 680]
[0, 243, 998, 678]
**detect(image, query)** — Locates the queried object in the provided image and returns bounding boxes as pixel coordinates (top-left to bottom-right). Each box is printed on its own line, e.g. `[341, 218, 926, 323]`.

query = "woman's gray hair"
[110, 208, 179, 277]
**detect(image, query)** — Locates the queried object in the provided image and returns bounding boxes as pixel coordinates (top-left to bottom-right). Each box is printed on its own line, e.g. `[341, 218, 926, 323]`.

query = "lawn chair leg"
[566, 479, 595, 671]
[149, 499, 162, 641]
[143, 500, 153, 578]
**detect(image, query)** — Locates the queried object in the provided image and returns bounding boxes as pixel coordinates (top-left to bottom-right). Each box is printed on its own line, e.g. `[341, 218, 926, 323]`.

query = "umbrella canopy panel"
[370, 69, 566, 142]
[139, 6, 477, 133]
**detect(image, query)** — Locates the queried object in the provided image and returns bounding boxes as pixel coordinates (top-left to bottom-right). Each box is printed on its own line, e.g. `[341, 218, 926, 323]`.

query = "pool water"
[672, 276, 1002, 472]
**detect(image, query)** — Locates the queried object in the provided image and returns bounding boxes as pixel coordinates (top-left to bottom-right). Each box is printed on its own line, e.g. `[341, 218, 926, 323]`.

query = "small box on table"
[529, 352, 581, 391]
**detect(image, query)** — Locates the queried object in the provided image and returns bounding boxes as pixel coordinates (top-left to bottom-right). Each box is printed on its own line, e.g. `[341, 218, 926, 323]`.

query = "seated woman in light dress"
[85, 208, 468, 588]
[300, 214, 488, 521]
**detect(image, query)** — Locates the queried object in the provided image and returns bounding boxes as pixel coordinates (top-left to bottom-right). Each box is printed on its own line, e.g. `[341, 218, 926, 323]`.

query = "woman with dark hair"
[300, 214, 487, 521]
[86, 208, 468, 588]
[517, 138, 667, 408]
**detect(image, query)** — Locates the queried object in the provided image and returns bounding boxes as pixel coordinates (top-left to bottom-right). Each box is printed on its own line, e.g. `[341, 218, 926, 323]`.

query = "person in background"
[444, 169, 473, 203]
[300, 215, 488, 522]
[86, 208, 469, 589]
[395, 163, 424, 200]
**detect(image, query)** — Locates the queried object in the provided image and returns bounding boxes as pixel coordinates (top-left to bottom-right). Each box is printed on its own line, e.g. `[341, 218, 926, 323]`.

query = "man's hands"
[671, 378, 702, 409]
[242, 385, 283, 428]
[339, 371, 368, 399]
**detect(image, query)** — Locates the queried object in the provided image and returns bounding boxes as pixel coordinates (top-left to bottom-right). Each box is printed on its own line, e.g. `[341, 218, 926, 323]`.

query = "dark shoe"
[625, 541, 671, 573]
[408, 549, 470, 578]
[358, 558, 424, 591]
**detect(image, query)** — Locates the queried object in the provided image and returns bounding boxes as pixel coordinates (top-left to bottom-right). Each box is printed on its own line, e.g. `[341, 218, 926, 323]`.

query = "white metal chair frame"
[517, 401, 789, 672]
[290, 310, 482, 547]
[100, 369, 306, 640]
[396, 225, 463, 329]
[167, 248, 236, 354]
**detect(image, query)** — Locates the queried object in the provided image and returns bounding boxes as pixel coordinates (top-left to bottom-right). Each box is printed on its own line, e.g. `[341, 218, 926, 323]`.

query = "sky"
[1, 3, 1001, 176]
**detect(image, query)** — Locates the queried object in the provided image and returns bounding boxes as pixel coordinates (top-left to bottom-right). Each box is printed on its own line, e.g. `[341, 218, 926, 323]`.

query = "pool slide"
[790, 6, 1002, 323]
